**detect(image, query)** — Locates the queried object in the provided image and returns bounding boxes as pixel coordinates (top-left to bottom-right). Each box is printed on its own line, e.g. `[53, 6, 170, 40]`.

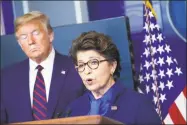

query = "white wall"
[12, 1, 89, 28]
[1, 3, 5, 35]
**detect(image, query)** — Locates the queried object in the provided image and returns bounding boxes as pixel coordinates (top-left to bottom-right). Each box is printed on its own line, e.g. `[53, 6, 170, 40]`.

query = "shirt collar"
[88, 81, 126, 103]
[29, 47, 55, 71]
[88, 82, 118, 103]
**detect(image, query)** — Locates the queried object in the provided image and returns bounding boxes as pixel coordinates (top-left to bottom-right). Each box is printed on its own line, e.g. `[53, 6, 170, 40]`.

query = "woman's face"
[76, 50, 117, 93]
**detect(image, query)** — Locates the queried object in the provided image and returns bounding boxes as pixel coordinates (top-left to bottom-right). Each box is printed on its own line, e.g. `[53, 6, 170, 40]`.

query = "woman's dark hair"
[69, 31, 121, 80]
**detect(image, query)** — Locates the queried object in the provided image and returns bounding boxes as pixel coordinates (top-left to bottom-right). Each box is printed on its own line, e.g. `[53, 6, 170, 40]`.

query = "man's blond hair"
[14, 11, 53, 33]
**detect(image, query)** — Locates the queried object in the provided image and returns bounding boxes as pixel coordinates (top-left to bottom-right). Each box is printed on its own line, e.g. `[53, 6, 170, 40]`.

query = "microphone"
[53, 112, 63, 118]
[53, 108, 72, 118]
[64, 108, 72, 117]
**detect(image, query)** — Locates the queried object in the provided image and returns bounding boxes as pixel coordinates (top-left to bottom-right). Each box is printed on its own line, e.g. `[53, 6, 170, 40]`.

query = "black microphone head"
[53, 112, 62, 118]
[65, 108, 72, 117]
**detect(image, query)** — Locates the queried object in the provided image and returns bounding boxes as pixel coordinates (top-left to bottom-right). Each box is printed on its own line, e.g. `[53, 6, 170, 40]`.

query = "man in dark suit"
[0, 11, 84, 123]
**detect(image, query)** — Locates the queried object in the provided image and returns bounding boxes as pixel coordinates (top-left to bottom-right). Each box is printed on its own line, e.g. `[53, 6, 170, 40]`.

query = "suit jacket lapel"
[18, 59, 33, 120]
[47, 53, 68, 118]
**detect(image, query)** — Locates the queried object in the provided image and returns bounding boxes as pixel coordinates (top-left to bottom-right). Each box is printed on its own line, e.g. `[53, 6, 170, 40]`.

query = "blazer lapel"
[47, 53, 68, 118]
[104, 82, 125, 118]
[104, 103, 119, 118]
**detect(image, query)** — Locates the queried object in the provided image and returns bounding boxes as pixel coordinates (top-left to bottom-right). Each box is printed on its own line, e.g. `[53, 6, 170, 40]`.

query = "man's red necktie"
[32, 65, 47, 120]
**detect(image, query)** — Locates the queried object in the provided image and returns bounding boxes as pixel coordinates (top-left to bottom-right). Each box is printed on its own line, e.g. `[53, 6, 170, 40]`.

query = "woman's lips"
[85, 78, 94, 85]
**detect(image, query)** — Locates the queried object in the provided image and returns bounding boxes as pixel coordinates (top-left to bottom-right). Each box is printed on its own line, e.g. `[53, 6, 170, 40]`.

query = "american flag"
[137, 1, 186, 124]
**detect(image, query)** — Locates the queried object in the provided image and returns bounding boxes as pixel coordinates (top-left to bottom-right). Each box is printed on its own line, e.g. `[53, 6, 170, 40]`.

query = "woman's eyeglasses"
[76, 59, 109, 72]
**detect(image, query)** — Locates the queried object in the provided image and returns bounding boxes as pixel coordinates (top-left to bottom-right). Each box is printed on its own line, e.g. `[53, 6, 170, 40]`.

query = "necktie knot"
[36, 65, 43, 71]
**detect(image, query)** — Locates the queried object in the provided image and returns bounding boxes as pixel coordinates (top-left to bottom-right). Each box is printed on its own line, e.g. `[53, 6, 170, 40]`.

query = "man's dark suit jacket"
[62, 81, 161, 124]
[0, 52, 84, 123]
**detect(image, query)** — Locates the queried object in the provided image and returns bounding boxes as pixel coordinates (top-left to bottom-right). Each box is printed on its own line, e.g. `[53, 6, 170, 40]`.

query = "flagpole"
[144, 0, 157, 19]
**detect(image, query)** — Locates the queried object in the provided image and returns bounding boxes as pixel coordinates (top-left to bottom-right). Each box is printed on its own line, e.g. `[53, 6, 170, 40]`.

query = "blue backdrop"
[0, 17, 134, 89]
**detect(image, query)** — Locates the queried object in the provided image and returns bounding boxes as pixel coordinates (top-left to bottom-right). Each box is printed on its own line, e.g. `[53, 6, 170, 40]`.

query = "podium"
[15, 115, 124, 124]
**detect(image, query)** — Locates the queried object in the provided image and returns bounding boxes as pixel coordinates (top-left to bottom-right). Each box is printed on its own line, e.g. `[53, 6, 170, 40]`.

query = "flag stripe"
[164, 114, 174, 124]
[183, 85, 187, 98]
[168, 102, 186, 124]
[175, 88, 187, 121]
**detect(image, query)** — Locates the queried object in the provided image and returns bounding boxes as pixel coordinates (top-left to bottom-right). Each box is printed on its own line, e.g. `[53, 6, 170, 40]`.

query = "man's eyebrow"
[89, 57, 100, 59]
[31, 29, 39, 33]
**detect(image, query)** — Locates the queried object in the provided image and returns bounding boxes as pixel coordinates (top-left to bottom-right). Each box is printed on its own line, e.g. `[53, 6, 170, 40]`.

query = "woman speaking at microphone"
[61, 31, 161, 124]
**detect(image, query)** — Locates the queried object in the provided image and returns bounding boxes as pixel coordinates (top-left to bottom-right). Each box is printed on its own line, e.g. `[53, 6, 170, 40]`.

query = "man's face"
[16, 20, 54, 63]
